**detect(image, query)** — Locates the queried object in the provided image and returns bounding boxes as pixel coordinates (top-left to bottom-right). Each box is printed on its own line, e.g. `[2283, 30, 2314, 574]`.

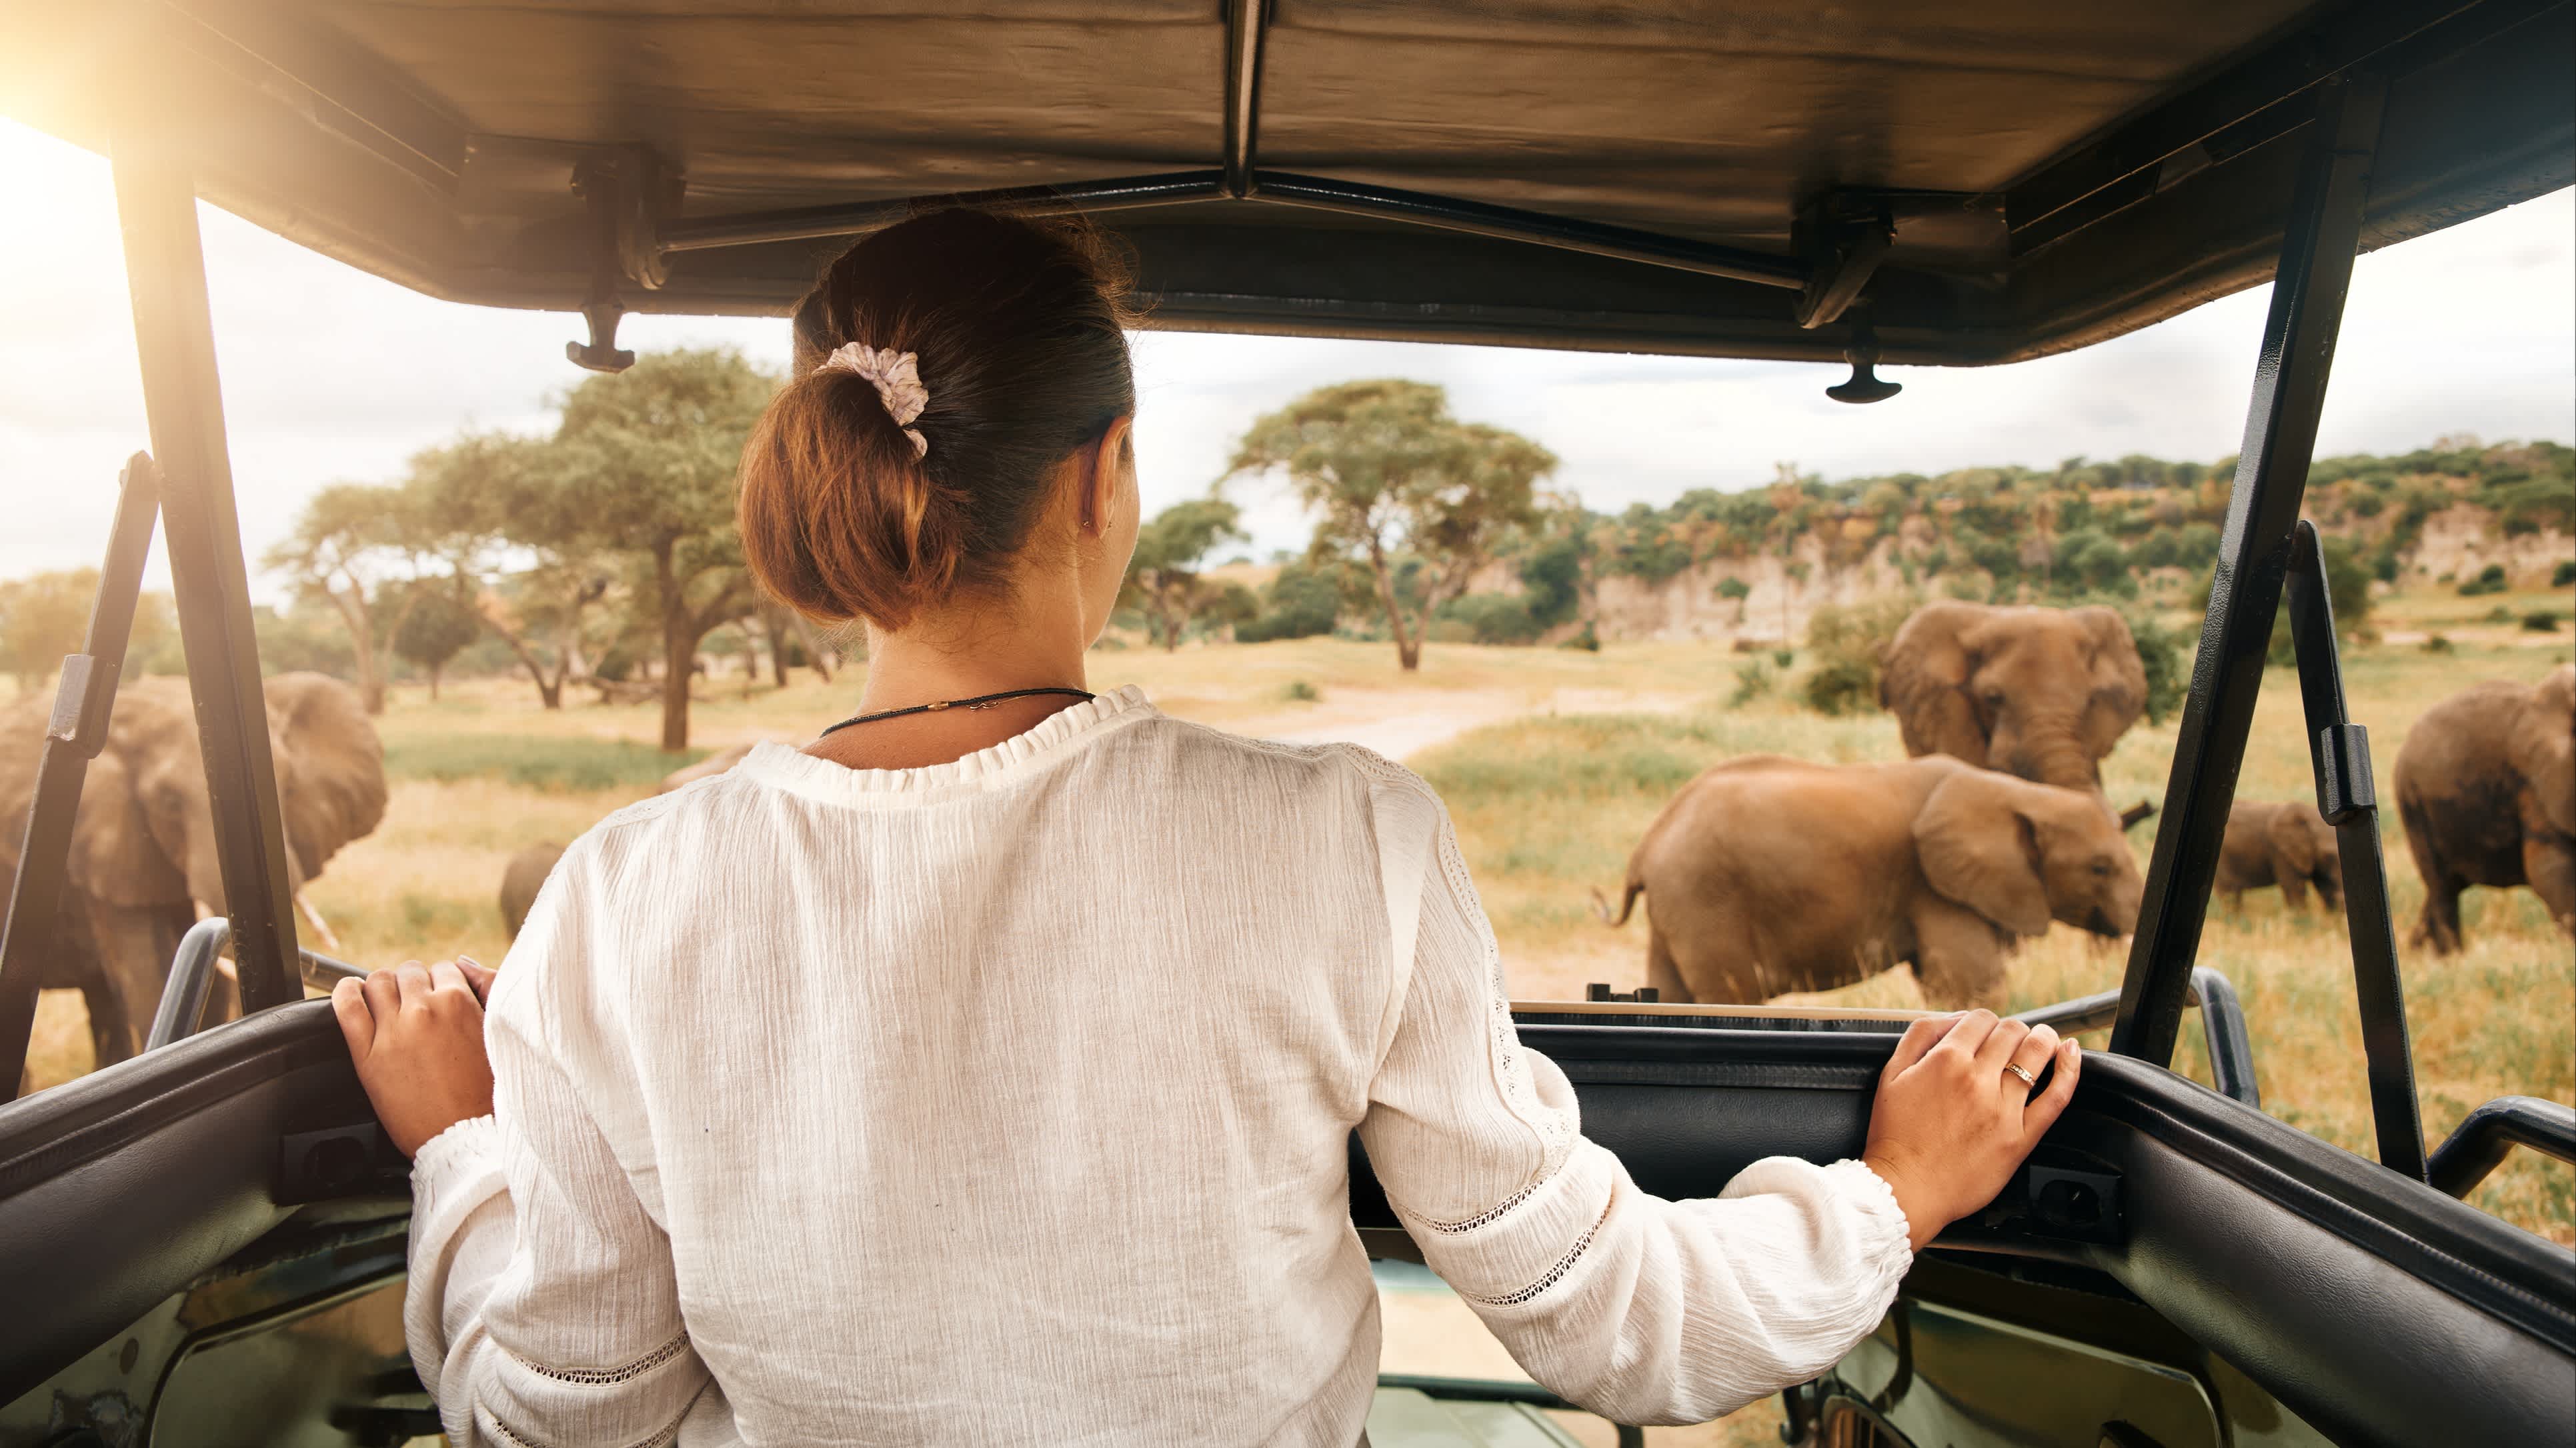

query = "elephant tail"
[1590, 875, 1644, 927]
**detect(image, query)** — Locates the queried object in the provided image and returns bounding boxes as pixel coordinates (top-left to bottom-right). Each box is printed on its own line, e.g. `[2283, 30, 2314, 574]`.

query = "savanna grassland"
[18, 586, 2571, 1448]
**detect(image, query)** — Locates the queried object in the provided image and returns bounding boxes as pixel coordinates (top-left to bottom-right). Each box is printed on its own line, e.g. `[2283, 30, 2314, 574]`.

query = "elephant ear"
[2264, 802, 2321, 877]
[2510, 664, 2576, 837]
[1915, 771, 2054, 937]
[2074, 606, 2148, 759]
[67, 751, 189, 907]
[265, 673, 388, 882]
[1878, 602, 1991, 766]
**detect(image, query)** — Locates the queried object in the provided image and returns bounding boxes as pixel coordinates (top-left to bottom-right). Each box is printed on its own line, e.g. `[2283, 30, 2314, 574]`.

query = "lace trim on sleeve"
[1418, 1179, 1541, 1235]
[1456, 1192, 1616, 1307]
[483, 1381, 707, 1448]
[506, 1331, 692, 1385]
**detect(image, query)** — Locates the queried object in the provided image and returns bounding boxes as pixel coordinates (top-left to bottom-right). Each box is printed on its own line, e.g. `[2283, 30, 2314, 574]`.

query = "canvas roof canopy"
[3, 0, 2570, 365]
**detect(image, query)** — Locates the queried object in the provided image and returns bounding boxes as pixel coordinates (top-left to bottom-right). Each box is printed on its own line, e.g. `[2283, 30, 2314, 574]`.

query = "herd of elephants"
[1, 601, 2569, 1081]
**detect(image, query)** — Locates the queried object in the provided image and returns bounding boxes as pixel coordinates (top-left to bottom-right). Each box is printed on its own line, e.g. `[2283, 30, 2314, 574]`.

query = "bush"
[2487, 605, 2515, 623]
[1440, 593, 1544, 645]
[1556, 623, 1601, 652]
[1235, 564, 1340, 643]
[1728, 658, 1776, 707]
[2524, 611, 2562, 633]
[2457, 563, 2509, 597]
[1517, 537, 1585, 629]
[1280, 679, 1321, 702]
[2119, 609, 2193, 725]
[2423, 633, 2454, 653]
[1801, 656, 1876, 715]
[2553, 560, 2576, 587]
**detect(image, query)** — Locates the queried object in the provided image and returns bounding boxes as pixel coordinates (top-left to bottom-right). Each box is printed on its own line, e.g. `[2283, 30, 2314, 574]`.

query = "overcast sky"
[3, 117, 2569, 597]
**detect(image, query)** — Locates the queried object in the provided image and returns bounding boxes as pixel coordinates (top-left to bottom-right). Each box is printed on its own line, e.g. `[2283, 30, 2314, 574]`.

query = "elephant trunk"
[2009, 713, 2103, 793]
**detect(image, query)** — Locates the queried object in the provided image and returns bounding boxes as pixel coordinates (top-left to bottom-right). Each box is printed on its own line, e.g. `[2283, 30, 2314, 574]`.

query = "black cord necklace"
[816, 686, 1096, 738]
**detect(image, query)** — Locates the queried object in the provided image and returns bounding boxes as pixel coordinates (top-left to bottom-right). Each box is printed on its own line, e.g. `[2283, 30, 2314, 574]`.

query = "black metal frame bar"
[2111, 77, 2387, 1069]
[0, 456, 163, 1095]
[2018, 967, 2261, 1109]
[2283, 519, 2426, 1178]
[145, 917, 366, 1054]
[657, 165, 1812, 292]
[2427, 1096, 2576, 1199]
[112, 135, 304, 1015]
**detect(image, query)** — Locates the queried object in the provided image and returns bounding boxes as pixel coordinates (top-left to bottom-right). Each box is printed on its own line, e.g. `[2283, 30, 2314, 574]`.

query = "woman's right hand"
[1862, 1011, 2080, 1251]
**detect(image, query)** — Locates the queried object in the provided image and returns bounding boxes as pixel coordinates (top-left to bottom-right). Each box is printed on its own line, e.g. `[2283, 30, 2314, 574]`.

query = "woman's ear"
[1084, 415, 1136, 538]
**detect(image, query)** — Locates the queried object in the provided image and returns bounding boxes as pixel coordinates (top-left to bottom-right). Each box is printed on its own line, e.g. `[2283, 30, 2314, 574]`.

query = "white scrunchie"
[822, 341, 930, 459]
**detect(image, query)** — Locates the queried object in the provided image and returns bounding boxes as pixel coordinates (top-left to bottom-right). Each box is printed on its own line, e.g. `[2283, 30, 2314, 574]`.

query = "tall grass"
[385, 733, 706, 792]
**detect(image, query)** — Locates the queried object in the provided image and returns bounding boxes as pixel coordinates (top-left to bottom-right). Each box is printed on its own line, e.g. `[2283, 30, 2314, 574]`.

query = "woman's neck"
[805, 586, 1098, 771]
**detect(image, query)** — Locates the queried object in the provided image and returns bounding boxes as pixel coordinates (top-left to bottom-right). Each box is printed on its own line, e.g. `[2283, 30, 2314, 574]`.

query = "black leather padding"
[0, 999, 377, 1402]
[1352, 1029, 2575, 1448]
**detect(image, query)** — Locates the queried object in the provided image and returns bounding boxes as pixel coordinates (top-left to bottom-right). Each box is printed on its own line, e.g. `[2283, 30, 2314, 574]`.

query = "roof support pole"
[1222, 0, 1269, 198]
[110, 138, 304, 1015]
[2109, 76, 2387, 1070]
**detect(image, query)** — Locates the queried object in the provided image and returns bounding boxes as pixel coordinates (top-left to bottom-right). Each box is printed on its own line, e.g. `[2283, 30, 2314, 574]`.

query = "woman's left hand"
[332, 959, 499, 1157]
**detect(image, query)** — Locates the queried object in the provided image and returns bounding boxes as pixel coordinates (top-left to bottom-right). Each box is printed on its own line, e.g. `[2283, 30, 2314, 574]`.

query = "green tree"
[263, 481, 436, 713]
[1122, 498, 1249, 650]
[390, 577, 484, 701]
[409, 433, 612, 710]
[545, 349, 778, 750]
[1229, 380, 1553, 671]
[0, 569, 99, 696]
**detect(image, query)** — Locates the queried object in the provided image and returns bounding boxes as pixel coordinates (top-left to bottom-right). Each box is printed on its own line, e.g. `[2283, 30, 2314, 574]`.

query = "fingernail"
[457, 955, 481, 968]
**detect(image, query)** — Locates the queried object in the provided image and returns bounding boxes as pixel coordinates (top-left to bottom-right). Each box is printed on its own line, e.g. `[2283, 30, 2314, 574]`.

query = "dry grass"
[18, 591, 2570, 1445]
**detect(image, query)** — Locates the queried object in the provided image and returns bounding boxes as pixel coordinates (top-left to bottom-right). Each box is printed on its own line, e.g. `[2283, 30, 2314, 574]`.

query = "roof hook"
[1826, 319, 1902, 405]
[564, 151, 674, 373]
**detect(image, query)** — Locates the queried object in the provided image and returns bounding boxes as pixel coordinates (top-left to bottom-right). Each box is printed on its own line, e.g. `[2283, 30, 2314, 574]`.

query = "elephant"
[1594, 753, 2144, 1010]
[0, 672, 386, 1067]
[2215, 800, 2343, 913]
[500, 841, 567, 939]
[2394, 663, 2575, 953]
[1878, 602, 2151, 813]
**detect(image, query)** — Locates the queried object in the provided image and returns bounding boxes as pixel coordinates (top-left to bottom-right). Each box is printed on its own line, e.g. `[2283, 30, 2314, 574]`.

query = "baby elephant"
[1596, 754, 2144, 1010]
[500, 841, 567, 939]
[2215, 800, 2343, 913]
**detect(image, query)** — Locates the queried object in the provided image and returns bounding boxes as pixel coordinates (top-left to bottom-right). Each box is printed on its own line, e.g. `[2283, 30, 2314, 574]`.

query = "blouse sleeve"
[403, 843, 718, 1447]
[1354, 768, 1914, 1427]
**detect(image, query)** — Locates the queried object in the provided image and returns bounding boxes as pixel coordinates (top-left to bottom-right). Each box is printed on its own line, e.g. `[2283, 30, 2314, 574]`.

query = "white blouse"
[407, 686, 1911, 1447]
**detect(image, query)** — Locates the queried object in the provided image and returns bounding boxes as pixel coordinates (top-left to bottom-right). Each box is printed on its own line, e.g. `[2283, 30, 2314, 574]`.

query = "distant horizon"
[3, 118, 2569, 597]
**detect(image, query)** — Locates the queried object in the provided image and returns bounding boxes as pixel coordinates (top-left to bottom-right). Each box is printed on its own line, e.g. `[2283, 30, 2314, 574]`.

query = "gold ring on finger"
[2003, 1063, 2039, 1090]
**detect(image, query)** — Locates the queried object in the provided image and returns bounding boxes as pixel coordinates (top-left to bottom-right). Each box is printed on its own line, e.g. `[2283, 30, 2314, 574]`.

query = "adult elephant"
[1594, 753, 2143, 1009]
[2215, 800, 2343, 913]
[499, 841, 566, 939]
[0, 672, 387, 1066]
[1878, 602, 2149, 801]
[2395, 663, 2575, 953]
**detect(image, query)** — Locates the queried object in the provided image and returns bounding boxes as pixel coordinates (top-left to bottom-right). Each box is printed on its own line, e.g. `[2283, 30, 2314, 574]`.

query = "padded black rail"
[2019, 967, 2261, 1109]
[2428, 1096, 2576, 1199]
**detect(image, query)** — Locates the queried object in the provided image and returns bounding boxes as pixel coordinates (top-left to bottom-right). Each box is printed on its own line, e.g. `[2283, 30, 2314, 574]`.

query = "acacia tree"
[263, 483, 435, 713]
[547, 348, 777, 751]
[1122, 498, 1248, 650]
[1229, 380, 1553, 671]
[409, 433, 611, 709]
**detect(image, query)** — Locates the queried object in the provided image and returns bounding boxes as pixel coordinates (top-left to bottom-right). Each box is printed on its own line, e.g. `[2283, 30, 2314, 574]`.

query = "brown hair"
[738, 209, 1136, 629]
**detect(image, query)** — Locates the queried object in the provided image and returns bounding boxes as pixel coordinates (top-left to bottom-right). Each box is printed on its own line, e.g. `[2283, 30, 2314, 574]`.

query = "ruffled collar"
[730, 685, 1154, 805]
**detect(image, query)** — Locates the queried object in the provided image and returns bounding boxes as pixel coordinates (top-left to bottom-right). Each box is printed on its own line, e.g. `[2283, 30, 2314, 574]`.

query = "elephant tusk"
[297, 893, 343, 953]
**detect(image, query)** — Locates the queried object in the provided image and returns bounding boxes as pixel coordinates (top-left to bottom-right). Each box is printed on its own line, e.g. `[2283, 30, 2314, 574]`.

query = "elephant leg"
[2415, 874, 2465, 955]
[2525, 837, 2576, 937]
[1910, 901, 2011, 1012]
[2277, 871, 2310, 913]
[1644, 927, 1692, 1003]
[79, 902, 179, 1061]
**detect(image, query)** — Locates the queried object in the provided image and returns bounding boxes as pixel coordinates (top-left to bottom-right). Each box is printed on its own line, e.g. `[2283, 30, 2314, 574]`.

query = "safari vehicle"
[1, 2, 2571, 1444]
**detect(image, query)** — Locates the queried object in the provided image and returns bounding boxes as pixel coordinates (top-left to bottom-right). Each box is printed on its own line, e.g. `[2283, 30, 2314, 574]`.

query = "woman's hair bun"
[739, 209, 1135, 631]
